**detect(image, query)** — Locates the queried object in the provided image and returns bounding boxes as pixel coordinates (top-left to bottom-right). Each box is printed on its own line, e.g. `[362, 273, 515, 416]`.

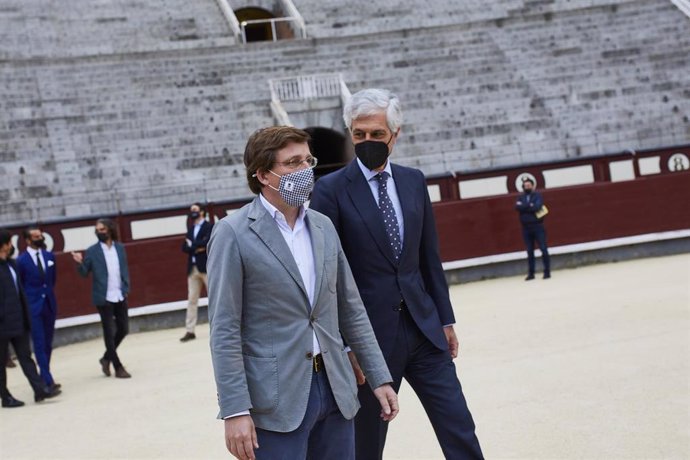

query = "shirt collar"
[100, 242, 115, 251]
[356, 157, 393, 182]
[259, 193, 307, 225]
[27, 246, 40, 257]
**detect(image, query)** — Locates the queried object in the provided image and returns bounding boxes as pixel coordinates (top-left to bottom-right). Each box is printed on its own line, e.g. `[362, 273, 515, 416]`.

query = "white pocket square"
[47, 260, 55, 267]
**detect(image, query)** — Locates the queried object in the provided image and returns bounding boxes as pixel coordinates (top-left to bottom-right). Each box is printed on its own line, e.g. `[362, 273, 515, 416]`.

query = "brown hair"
[96, 217, 120, 241]
[244, 126, 311, 194]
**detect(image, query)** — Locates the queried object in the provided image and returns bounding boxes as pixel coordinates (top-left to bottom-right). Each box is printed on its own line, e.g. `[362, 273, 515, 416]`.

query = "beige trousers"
[185, 266, 208, 333]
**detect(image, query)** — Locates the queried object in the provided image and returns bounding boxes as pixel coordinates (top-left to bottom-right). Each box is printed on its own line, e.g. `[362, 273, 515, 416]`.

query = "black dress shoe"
[49, 383, 62, 391]
[180, 332, 196, 342]
[525, 274, 535, 281]
[99, 358, 111, 377]
[2, 395, 25, 408]
[115, 367, 132, 379]
[35, 385, 61, 402]
[543, 272, 551, 279]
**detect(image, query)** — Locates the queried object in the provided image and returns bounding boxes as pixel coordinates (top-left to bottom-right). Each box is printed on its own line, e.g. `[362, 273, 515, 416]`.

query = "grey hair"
[343, 88, 403, 133]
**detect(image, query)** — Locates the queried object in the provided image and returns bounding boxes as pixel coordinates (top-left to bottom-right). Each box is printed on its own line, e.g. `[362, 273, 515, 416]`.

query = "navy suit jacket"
[310, 160, 454, 358]
[76, 242, 130, 307]
[182, 220, 213, 274]
[0, 260, 31, 339]
[17, 250, 57, 316]
[515, 191, 545, 226]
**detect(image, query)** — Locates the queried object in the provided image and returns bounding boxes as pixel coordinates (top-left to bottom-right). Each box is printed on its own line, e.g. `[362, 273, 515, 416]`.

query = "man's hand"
[347, 351, 366, 385]
[373, 384, 399, 422]
[71, 252, 83, 264]
[224, 415, 258, 460]
[185, 238, 192, 247]
[444, 325, 459, 359]
[195, 247, 206, 254]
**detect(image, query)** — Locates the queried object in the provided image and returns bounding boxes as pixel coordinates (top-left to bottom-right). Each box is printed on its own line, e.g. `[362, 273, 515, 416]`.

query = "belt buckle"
[313, 354, 323, 373]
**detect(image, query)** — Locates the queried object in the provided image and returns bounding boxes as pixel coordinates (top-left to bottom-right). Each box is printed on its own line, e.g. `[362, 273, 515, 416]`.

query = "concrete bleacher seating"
[1, 0, 688, 224]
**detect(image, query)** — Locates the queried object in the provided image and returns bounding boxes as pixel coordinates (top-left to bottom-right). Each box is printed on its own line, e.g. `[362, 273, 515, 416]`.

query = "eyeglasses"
[274, 156, 318, 170]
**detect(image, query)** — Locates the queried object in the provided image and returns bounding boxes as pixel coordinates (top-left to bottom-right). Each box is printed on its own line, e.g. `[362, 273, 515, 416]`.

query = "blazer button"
[310, 316, 317, 323]
[305, 352, 313, 360]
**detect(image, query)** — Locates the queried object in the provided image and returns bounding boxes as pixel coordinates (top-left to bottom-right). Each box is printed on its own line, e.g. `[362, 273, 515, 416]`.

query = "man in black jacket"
[515, 178, 551, 280]
[180, 203, 213, 342]
[0, 229, 61, 408]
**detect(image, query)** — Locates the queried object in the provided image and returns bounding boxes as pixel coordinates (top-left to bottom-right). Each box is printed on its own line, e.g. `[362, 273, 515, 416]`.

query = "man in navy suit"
[310, 89, 483, 459]
[71, 218, 132, 379]
[515, 178, 551, 280]
[17, 226, 59, 390]
[0, 228, 61, 408]
[180, 203, 213, 342]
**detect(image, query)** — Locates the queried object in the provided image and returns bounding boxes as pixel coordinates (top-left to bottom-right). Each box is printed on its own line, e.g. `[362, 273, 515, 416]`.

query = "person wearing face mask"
[0, 228, 62, 408]
[207, 126, 398, 460]
[310, 88, 484, 460]
[16, 226, 60, 390]
[71, 218, 132, 378]
[515, 178, 551, 280]
[180, 203, 213, 342]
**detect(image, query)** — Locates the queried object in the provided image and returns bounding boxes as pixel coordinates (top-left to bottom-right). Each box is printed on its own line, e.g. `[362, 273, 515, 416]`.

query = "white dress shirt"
[8, 264, 18, 290]
[100, 242, 124, 302]
[356, 158, 405, 243]
[191, 221, 203, 263]
[26, 247, 47, 274]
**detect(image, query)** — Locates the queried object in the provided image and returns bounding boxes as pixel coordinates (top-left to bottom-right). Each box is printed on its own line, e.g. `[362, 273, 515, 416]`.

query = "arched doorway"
[305, 127, 352, 179]
[234, 7, 294, 43]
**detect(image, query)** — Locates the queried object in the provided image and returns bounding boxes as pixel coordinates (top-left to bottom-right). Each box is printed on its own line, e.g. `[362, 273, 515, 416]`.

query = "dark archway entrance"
[234, 7, 295, 43]
[305, 127, 352, 179]
[235, 7, 275, 42]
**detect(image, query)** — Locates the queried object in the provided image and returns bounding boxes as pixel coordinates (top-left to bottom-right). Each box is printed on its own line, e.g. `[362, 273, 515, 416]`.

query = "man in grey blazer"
[208, 126, 398, 460]
[71, 218, 132, 379]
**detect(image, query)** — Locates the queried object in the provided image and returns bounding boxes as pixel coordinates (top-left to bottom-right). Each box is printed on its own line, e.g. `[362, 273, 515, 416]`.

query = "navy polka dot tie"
[376, 172, 402, 260]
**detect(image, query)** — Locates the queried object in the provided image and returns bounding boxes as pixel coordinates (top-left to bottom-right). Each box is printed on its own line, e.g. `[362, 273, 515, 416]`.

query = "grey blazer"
[207, 197, 392, 432]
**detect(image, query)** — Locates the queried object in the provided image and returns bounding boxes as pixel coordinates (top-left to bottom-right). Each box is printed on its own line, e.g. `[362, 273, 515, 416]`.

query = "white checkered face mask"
[268, 166, 314, 208]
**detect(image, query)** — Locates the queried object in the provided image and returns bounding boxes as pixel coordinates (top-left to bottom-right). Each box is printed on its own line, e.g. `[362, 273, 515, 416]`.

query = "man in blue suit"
[310, 89, 483, 459]
[17, 226, 59, 390]
[71, 218, 132, 379]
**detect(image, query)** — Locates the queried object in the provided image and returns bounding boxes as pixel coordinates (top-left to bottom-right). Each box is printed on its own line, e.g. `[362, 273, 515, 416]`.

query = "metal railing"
[240, 17, 303, 44]
[278, 0, 307, 38]
[269, 73, 348, 102]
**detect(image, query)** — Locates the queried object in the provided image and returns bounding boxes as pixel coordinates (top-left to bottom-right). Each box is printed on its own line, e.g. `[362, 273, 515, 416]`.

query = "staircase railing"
[214, 0, 243, 41]
[269, 73, 347, 101]
[670, 0, 690, 18]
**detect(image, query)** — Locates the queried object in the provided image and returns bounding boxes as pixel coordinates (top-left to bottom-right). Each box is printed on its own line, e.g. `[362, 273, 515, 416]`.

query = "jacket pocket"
[243, 355, 279, 413]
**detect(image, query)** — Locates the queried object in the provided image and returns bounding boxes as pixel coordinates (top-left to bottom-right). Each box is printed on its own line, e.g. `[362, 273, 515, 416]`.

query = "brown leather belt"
[313, 353, 324, 373]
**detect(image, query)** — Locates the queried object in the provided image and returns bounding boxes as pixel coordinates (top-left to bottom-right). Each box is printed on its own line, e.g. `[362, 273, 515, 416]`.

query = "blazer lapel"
[247, 198, 310, 305]
[306, 211, 324, 313]
[345, 161, 398, 267]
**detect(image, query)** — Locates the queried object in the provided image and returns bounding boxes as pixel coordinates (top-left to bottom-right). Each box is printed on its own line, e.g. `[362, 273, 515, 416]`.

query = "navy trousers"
[254, 367, 354, 460]
[355, 309, 483, 460]
[30, 300, 56, 386]
[0, 332, 45, 398]
[522, 224, 551, 276]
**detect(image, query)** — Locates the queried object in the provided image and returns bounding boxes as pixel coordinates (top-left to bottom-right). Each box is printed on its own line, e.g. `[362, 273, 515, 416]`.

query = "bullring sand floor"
[1, 254, 688, 459]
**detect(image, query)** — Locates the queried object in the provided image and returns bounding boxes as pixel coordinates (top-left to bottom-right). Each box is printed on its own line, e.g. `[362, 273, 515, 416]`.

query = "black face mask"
[524, 189, 533, 194]
[95, 231, 109, 243]
[354, 140, 391, 170]
[30, 238, 46, 249]
[189, 212, 200, 220]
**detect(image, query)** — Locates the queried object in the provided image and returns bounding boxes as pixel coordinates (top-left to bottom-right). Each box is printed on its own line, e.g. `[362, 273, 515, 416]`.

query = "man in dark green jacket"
[72, 218, 132, 378]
